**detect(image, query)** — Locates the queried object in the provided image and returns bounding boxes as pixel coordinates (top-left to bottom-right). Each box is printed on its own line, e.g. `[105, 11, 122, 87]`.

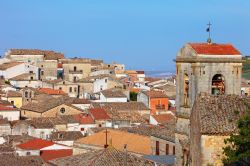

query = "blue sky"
[0, 0, 249, 71]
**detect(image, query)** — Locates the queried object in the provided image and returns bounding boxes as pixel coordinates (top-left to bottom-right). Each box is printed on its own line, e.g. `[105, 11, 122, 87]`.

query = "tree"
[223, 109, 250, 165]
[130, 92, 137, 101]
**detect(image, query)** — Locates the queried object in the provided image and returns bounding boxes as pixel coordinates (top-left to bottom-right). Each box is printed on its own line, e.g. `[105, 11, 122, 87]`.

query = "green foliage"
[130, 92, 137, 101]
[223, 109, 250, 164]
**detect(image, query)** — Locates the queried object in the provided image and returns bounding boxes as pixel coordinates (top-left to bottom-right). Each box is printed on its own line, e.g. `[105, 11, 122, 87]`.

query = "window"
[59, 87, 62, 90]
[29, 71, 33, 74]
[74, 87, 77, 92]
[166, 144, 169, 155]
[105, 79, 107, 83]
[74, 66, 77, 71]
[81, 128, 85, 131]
[74, 77, 77, 82]
[41, 71, 44, 75]
[99, 124, 102, 127]
[40, 131, 44, 139]
[30, 77, 33, 80]
[156, 141, 160, 155]
[25, 91, 29, 98]
[173, 146, 175, 155]
[11, 101, 14, 105]
[41, 65, 43, 68]
[26, 152, 31, 156]
[183, 74, 189, 106]
[69, 87, 72, 92]
[60, 107, 65, 114]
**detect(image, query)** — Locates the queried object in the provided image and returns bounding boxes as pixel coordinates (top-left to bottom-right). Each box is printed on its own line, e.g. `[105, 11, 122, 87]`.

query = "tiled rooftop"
[142, 90, 168, 98]
[9, 49, 64, 60]
[191, 94, 249, 135]
[51, 131, 83, 141]
[38, 88, 65, 95]
[188, 43, 241, 55]
[0, 62, 22, 70]
[17, 138, 54, 150]
[48, 147, 156, 166]
[75, 129, 151, 155]
[101, 89, 127, 98]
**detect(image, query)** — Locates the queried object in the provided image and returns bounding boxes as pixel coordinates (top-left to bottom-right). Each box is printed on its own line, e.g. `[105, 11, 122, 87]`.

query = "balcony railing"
[69, 70, 83, 74]
[155, 104, 166, 110]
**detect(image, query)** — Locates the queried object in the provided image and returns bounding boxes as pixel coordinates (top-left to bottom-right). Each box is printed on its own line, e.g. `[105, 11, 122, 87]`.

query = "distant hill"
[242, 57, 250, 79]
[145, 71, 175, 79]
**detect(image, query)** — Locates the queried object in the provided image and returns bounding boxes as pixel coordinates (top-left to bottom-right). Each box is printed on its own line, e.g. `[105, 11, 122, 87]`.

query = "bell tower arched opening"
[211, 74, 225, 95]
[183, 73, 189, 106]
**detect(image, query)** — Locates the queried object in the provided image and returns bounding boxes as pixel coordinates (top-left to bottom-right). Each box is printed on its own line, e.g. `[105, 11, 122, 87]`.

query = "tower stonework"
[174, 43, 243, 165]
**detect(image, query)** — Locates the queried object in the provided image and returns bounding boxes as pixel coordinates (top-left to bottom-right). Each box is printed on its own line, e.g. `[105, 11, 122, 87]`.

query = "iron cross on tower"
[206, 22, 212, 43]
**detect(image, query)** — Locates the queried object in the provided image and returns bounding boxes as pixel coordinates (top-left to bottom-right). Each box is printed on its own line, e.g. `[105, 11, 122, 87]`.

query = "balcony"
[69, 70, 83, 74]
[155, 104, 166, 110]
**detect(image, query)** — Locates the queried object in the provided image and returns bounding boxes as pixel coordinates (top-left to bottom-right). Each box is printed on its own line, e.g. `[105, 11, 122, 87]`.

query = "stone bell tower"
[174, 42, 243, 165]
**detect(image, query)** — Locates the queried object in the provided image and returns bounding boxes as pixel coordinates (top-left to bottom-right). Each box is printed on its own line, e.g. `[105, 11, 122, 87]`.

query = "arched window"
[183, 74, 189, 106]
[25, 91, 29, 98]
[74, 66, 77, 71]
[211, 74, 225, 95]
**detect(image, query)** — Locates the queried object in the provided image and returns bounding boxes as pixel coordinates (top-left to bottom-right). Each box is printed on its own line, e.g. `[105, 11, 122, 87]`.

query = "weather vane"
[206, 22, 212, 44]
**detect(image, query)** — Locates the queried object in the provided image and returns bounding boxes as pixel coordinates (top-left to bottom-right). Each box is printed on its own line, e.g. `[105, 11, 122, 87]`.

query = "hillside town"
[0, 40, 250, 165]
[0, 48, 177, 165]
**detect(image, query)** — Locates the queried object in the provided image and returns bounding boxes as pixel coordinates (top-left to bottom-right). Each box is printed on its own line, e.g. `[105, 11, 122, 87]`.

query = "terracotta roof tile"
[0, 154, 44, 166]
[0, 62, 22, 70]
[143, 90, 168, 98]
[49, 147, 156, 166]
[51, 131, 83, 141]
[38, 88, 65, 95]
[188, 43, 241, 55]
[6, 90, 22, 97]
[151, 114, 175, 124]
[73, 113, 95, 124]
[191, 94, 249, 135]
[75, 129, 151, 155]
[100, 89, 127, 98]
[17, 139, 54, 150]
[0, 104, 18, 111]
[40, 149, 72, 161]
[9, 49, 64, 60]
[89, 108, 111, 120]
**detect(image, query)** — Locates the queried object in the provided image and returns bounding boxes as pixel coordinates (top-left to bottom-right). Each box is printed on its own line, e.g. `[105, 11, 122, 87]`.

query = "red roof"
[74, 113, 95, 124]
[17, 139, 54, 150]
[152, 114, 175, 124]
[38, 88, 65, 95]
[89, 108, 111, 120]
[189, 43, 241, 55]
[40, 149, 72, 161]
[0, 104, 17, 111]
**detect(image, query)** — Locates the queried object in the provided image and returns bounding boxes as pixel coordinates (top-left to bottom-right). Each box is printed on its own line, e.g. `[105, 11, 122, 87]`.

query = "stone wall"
[200, 135, 229, 166]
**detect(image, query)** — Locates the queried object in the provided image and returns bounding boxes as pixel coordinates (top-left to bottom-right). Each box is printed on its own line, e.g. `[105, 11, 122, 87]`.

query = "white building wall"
[10, 80, 42, 88]
[0, 63, 39, 79]
[137, 92, 149, 108]
[93, 78, 108, 93]
[0, 125, 12, 136]
[16, 149, 40, 156]
[0, 111, 20, 121]
[28, 127, 54, 140]
[149, 115, 158, 125]
[72, 104, 91, 111]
